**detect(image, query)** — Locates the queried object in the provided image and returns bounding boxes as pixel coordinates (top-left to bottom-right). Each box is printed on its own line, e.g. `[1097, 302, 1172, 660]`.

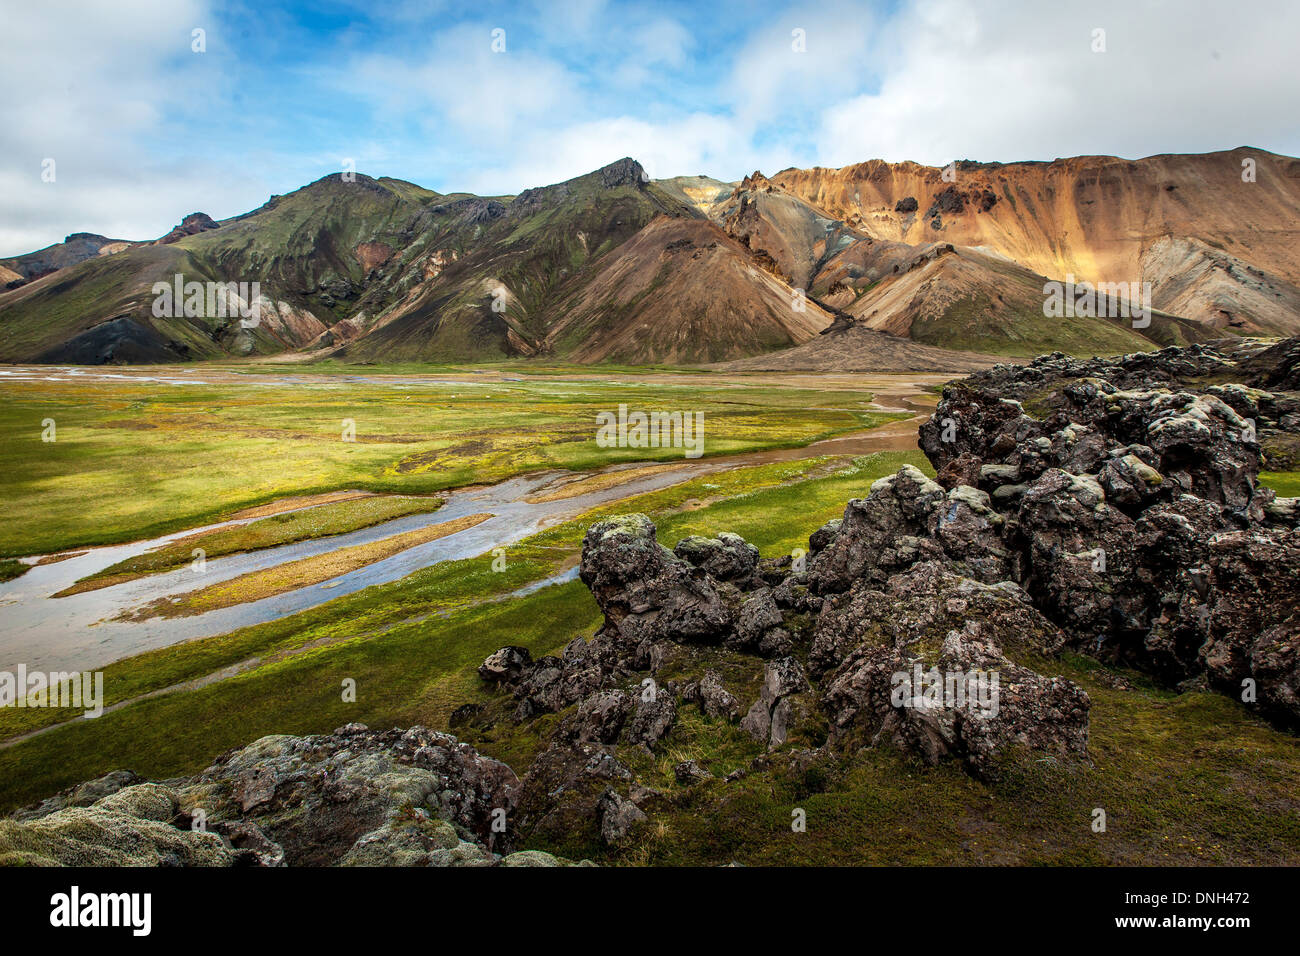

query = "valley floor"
[0, 361, 1297, 865]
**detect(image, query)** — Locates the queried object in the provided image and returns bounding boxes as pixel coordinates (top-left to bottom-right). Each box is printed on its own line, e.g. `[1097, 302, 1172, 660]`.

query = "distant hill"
[0, 233, 134, 290]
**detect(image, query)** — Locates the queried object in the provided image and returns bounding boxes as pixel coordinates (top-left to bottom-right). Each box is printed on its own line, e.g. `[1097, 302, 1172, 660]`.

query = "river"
[0, 371, 943, 675]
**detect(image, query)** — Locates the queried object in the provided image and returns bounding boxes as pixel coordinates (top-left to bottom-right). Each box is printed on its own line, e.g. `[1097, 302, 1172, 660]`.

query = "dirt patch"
[225, 491, 377, 522]
[34, 551, 88, 566]
[712, 323, 998, 374]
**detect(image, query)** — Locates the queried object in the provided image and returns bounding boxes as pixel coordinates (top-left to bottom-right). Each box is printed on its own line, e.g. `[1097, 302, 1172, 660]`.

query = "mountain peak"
[156, 212, 219, 245]
[302, 172, 393, 195]
[596, 157, 647, 187]
[509, 158, 648, 216]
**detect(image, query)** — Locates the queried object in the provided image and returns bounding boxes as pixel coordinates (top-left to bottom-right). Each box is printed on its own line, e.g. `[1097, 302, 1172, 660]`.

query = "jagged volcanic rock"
[486, 507, 1093, 800]
[1, 724, 585, 867]
[919, 337, 1300, 725]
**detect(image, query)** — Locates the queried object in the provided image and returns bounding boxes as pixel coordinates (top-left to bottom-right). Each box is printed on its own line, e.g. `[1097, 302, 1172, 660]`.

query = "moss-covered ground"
[0, 369, 894, 557]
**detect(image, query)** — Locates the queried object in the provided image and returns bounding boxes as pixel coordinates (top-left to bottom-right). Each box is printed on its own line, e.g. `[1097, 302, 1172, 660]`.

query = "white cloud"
[817, 0, 1300, 168]
[609, 16, 696, 88]
[0, 0, 282, 256]
[346, 23, 583, 147]
[3, 0, 1298, 257]
[725, 1, 881, 129]
[452, 113, 748, 194]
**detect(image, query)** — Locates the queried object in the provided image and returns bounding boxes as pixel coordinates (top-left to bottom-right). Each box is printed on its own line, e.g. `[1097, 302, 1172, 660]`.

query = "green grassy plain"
[0, 451, 895, 747]
[0, 371, 896, 557]
[0, 452, 915, 791]
[1261, 471, 1300, 497]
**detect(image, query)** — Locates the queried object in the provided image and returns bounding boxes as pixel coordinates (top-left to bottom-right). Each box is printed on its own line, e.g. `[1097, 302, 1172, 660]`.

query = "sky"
[2, 0, 1299, 256]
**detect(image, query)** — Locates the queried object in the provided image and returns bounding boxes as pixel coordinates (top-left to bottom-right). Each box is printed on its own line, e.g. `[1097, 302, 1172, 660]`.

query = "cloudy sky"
[2, 0, 1298, 256]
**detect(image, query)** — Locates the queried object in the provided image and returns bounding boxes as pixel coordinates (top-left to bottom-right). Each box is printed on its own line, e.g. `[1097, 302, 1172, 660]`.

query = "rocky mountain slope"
[543, 215, 831, 364]
[7, 336, 1296, 865]
[0, 175, 463, 363]
[0, 160, 832, 366]
[817, 240, 1213, 358]
[656, 157, 1268, 359]
[770, 148, 1300, 336]
[0, 233, 137, 291]
[6, 149, 1294, 367]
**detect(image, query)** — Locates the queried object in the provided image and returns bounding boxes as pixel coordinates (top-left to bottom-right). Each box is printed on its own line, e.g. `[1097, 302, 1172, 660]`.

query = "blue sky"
[3, 0, 1298, 255]
[137, 0, 905, 194]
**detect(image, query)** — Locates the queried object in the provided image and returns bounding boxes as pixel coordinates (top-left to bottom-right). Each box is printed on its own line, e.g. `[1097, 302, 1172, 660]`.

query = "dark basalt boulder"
[478, 645, 532, 683]
[811, 562, 1067, 678]
[182, 724, 521, 865]
[811, 562, 1086, 779]
[739, 656, 812, 751]
[597, 788, 647, 846]
[1012, 468, 1137, 637]
[681, 670, 742, 721]
[806, 465, 1013, 594]
[730, 587, 784, 652]
[1128, 495, 1240, 680]
[915, 337, 1300, 727]
[11, 770, 142, 822]
[624, 692, 678, 748]
[1240, 337, 1300, 392]
[513, 738, 635, 847]
[821, 622, 1089, 780]
[674, 531, 760, 582]
[1202, 528, 1300, 728]
[816, 561, 1092, 780]
[580, 514, 734, 645]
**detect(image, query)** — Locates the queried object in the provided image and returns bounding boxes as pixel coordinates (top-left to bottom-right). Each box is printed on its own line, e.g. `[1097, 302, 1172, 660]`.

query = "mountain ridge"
[768, 146, 1300, 335]
[3, 149, 1297, 367]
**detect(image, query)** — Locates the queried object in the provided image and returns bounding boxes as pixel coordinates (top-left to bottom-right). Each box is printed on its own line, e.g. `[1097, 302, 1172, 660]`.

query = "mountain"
[543, 216, 831, 364]
[0, 233, 134, 290]
[330, 159, 831, 365]
[3, 148, 1297, 367]
[335, 159, 681, 362]
[815, 241, 1214, 358]
[0, 159, 831, 366]
[660, 164, 1220, 359]
[0, 175, 453, 362]
[768, 147, 1300, 336]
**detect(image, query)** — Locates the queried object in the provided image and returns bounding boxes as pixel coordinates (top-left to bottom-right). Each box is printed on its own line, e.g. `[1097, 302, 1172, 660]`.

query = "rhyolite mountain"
[772, 148, 1300, 338]
[2, 149, 1297, 366]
